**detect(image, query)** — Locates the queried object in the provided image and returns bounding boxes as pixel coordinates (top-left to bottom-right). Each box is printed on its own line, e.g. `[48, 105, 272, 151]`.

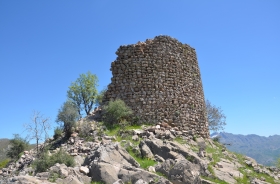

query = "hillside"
[1, 111, 280, 184]
[214, 132, 280, 166]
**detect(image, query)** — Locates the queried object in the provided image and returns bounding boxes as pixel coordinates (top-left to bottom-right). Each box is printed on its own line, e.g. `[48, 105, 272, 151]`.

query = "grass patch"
[206, 145, 223, 165]
[174, 137, 186, 144]
[91, 181, 106, 184]
[236, 165, 276, 184]
[156, 171, 168, 179]
[207, 165, 215, 176]
[0, 159, 10, 169]
[126, 147, 156, 169]
[201, 176, 229, 184]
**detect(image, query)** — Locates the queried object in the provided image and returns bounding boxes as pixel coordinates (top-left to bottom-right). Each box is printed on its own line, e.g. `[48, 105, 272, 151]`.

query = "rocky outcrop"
[1, 117, 280, 184]
[104, 35, 209, 138]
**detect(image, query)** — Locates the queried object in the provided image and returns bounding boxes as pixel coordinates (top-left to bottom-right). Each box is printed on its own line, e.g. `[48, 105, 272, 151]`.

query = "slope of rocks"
[1, 112, 280, 184]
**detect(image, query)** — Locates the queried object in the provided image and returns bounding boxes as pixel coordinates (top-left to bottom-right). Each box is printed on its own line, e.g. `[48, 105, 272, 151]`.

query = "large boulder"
[87, 142, 170, 183]
[156, 158, 202, 184]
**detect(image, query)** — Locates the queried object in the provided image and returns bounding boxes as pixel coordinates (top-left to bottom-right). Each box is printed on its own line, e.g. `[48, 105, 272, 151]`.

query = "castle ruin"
[104, 35, 209, 138]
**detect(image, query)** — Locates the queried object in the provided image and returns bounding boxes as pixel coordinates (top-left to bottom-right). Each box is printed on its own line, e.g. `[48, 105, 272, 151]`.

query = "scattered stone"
[132, 135, 139, 141]
[79, 166, 89, 175]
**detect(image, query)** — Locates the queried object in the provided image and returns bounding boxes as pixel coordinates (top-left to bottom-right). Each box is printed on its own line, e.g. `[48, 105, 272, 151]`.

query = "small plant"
[186, 155, 195, 162]
[48, 171, 60, 182]
[207, 165, 215, 175]
[53, 127, 63, 139]
[212, 136, 221, 142]
[193, 135, 197, 141]
[156, 171, 168, 179]
[174, 137, 186, 144]
[103, 99, 133, 126]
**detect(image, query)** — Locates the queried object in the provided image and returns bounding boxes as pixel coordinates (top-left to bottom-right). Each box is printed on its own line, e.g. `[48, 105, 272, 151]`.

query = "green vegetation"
[95, 88, 107, 106]
[206, 99, 226, 132]
[32, 148, 74, 173]
[174, 136, 186, 144]
[6, 134, 29, 160]
[53, 127, 63, 140]
[67, 71, 98, 116]
[48, 172, 60, 182]
[276, 157, 280, 168]
[91, 181, 105, 184]
[201, 176, 229, 184]
[56, 100, 79, 138]
[103, 99, 133, 126]
[126, 146, 156, 169]
[0, 159, 10, 169]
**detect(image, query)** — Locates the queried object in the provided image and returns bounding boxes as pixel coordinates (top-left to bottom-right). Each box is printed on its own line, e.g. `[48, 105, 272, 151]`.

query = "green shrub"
[103, 99, 133, 126]
[212, 136, 221, 142]
[53, 127, 63, 139]
[0, 159, 10, 169]
[56, 101, 79, 138]
[6, 134, 29, 160]
[32, 149, 74, 173]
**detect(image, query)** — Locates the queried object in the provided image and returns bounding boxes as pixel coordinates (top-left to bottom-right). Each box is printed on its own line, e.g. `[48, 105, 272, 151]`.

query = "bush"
[103, 99, 133, 126]
[56, 101, 79, 138]
[53, 127, 63, 140]
[6, 134, 29, 160]
[32, 149, 74, 173]
[0, 159, 10, 169]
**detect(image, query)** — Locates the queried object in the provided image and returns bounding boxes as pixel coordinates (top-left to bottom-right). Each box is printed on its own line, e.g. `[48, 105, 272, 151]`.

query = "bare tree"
[24, 111, 51, 155]
[206, 100, 226, 132]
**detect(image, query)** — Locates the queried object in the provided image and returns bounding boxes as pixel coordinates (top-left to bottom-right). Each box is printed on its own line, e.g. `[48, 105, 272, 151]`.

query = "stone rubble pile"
[104, 35, 209, 138]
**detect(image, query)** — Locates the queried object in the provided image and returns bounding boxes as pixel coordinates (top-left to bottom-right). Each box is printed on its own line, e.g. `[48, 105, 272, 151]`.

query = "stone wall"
[104, 35, 209, 138]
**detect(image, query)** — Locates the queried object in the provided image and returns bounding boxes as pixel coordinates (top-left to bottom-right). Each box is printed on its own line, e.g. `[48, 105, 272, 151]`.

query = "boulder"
[79, 166, 89, 175]
[139, 141, 154, 159]
[156, 158, 202, 184]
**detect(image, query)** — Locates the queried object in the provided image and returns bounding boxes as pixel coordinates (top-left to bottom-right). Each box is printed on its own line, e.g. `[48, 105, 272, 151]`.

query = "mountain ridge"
[213, 132, 280, 166]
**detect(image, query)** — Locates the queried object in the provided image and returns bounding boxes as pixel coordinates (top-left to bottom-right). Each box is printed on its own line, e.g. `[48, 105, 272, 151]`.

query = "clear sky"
[0, 1, 279, 140]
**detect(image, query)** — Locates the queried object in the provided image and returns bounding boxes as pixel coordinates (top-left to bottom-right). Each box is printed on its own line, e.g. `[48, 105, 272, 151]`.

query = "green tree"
[67, 72, 98, 116]
[103, 99, 133, 125]
[206, 100, 226, 132]
[56, 101, 79, 138]
[6, 134, 29, 160]
[95, 88, 107, 106]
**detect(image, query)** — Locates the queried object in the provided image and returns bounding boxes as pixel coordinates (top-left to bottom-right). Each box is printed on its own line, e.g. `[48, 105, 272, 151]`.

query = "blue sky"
[0, 1, 279, 140]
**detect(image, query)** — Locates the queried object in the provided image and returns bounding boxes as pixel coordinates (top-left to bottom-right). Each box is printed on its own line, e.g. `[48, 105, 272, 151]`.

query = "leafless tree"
[24, 111, 51, 155]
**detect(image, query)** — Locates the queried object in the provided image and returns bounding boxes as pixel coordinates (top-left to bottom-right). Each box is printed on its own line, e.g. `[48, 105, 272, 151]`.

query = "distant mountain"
[212, 132, 280, 166]
[0, 138, 10, 162]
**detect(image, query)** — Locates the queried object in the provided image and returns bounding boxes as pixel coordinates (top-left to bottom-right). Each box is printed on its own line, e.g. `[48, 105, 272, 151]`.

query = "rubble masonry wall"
[104, 35, 209, 138]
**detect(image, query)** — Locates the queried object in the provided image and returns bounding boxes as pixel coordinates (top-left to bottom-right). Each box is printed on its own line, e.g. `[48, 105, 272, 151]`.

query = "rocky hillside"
[1, 110, 280, 184]
[213, 132, 280, 166]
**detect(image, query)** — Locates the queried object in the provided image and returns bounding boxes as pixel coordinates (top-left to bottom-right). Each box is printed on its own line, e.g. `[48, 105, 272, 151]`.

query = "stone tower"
[104, 35, 209, 138]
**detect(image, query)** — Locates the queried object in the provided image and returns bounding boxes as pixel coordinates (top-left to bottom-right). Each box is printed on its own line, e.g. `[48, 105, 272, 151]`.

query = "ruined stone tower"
[104, 35, 209, 138]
